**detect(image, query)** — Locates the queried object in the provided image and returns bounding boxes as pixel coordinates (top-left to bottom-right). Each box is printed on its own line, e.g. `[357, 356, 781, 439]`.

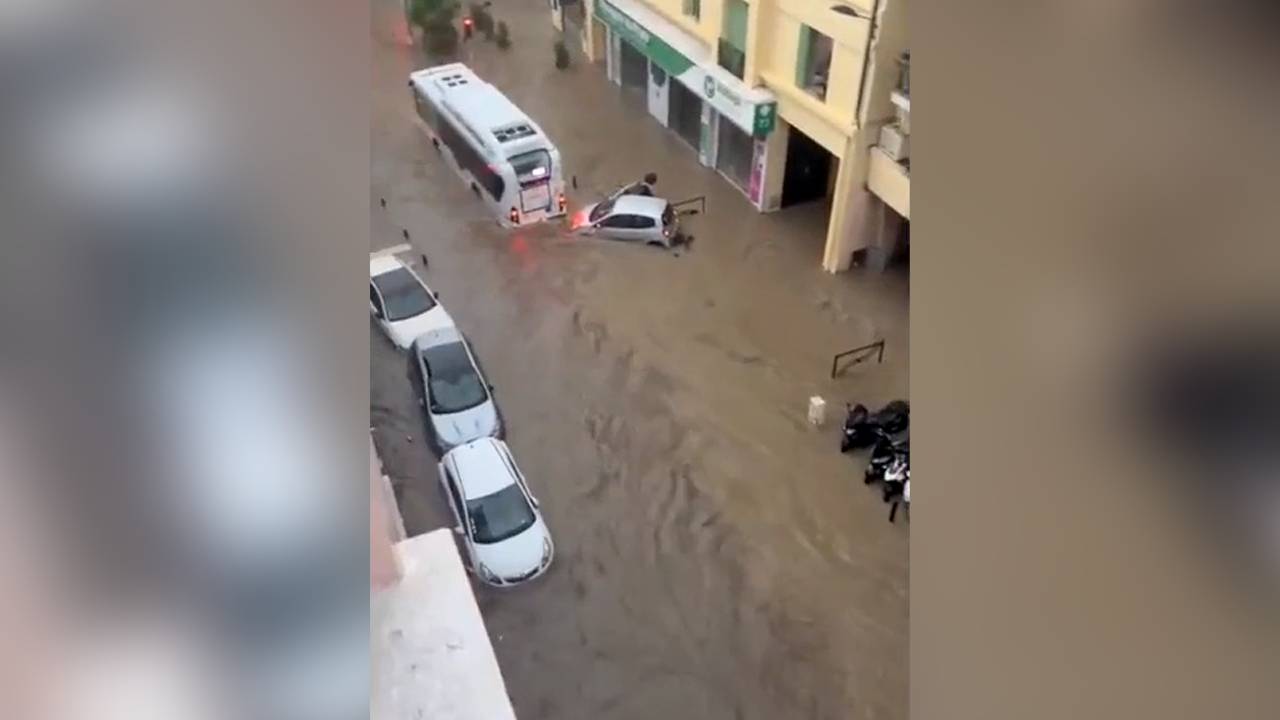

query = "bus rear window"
[510, 150, 551, 182]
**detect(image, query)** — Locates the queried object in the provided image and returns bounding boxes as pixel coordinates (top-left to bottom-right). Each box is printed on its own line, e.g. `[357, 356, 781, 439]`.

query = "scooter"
[840, 400, 910, 452]
[865, 433, 909, 484]
[840, 403, 871, 451]
[881, 454, 909, 503]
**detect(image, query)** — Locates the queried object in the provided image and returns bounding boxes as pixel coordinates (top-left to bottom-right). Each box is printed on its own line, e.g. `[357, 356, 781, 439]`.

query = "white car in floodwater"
[369, 253, 454, 349]
[410, 326, 503, 452]
[570, 194, 680, 249]
[438, 437, 553, 586]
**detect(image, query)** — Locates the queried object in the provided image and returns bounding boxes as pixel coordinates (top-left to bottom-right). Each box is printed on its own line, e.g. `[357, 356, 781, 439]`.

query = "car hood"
[388, 306, 454, 349]
[432, 401, 499, 450]
[472, 518, 551, 583]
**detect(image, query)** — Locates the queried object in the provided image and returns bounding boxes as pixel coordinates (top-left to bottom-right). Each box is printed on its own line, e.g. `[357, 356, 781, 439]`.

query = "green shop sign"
[753, 103, 776, 137]
[595, 0, 694, 76]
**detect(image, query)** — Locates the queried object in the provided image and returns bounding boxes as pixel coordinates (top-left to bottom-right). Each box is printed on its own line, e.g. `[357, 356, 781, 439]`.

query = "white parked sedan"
[438, 437, 554, 586]
[369, 252, 454, 350]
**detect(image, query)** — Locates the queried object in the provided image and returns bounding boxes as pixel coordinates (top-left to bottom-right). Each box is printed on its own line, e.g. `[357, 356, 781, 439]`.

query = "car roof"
[448, 438, 519, 500]
[369, 253, 406, 278]
[412, 325, 463, 350]
[611, 195, 668, 217]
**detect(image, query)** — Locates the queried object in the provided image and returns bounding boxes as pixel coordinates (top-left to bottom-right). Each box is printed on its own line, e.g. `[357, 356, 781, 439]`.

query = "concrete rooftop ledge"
[373, 530, 517, 720]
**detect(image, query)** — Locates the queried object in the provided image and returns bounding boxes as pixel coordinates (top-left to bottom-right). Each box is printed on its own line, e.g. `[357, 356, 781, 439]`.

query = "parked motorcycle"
[840, 399, 910, 452]
[865, 434, 909, 484]
[881, 454, 909, 503]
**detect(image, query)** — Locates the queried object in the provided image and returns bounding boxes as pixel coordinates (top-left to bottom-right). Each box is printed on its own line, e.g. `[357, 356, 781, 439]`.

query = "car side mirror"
[373, 306, 384, 320]
[487, 383, 495, 392]
[433, 291, 440, 299]
[530, 495, 540, 509]
[453, 525, 465, 536]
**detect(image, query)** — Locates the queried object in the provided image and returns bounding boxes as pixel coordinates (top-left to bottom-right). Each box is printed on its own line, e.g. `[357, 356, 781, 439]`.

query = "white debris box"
[808, 396, 827, 426]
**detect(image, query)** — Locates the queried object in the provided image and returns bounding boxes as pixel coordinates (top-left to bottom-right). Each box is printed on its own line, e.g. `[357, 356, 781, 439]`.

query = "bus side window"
[481, 167, 504, 200]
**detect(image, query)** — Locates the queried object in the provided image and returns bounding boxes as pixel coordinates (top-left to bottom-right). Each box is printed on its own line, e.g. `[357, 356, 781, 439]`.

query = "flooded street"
[370, 1, 908, 717]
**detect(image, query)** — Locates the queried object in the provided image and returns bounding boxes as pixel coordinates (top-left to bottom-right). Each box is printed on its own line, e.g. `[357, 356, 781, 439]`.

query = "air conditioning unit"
[879, 123, 909, 162]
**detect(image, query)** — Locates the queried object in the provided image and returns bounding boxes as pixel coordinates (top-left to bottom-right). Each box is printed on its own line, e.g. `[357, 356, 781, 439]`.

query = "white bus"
[409, 63, 566, 228]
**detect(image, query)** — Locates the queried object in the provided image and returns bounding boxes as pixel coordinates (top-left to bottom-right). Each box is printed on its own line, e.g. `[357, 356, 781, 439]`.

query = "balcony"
[371, 439, 517, 720]
[867, 146, 909, 219]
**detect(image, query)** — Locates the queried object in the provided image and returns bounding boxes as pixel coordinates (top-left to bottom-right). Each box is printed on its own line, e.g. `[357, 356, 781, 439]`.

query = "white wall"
[372, 530, 518, 720]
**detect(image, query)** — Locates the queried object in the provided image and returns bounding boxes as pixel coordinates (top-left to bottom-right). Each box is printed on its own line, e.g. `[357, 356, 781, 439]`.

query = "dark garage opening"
[781, 126, 833, 208]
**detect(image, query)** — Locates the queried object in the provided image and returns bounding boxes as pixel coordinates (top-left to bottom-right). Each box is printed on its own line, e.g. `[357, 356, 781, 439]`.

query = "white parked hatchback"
[438, 437, 554, 586]
[369, 253, 454, 350]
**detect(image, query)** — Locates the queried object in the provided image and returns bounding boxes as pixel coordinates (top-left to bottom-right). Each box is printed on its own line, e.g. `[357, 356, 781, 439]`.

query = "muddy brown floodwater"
[369, 1, 909, 718]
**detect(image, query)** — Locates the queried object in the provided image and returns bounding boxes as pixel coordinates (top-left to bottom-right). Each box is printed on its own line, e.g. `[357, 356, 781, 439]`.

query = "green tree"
[409, 0, 460, 57]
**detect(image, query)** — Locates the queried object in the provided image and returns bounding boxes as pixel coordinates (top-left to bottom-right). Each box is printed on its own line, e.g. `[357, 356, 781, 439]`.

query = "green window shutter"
[796, 25, 812, 86]
[723, 0, 749, 52]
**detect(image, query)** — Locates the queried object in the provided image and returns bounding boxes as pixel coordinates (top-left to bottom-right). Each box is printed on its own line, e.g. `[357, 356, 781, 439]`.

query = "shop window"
[718, 0, 748, 79]
[796, 25, 834, 101]
[682, 0, 700, 21]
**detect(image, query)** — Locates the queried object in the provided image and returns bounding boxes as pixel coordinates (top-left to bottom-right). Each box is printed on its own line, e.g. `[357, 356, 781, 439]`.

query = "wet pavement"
[369, 1, 909, 718]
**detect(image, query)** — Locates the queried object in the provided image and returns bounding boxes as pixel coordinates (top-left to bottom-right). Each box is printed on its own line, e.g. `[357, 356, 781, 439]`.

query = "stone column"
[822, 131, 874, 272]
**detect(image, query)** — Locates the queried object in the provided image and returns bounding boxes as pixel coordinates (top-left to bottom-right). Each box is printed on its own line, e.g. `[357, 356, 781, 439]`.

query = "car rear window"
[374, 268, 435, 321]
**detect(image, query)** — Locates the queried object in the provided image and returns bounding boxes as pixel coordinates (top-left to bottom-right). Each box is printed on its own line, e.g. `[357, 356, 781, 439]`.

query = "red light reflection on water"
[510, 234, 537, 274]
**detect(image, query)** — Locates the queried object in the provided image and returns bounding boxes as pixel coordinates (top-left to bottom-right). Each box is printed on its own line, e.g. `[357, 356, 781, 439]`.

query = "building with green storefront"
[586, 0, 780, 209]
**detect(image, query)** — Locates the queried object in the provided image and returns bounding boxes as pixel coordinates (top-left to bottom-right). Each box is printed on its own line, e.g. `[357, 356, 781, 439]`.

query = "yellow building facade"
[563, 0, 908, 272]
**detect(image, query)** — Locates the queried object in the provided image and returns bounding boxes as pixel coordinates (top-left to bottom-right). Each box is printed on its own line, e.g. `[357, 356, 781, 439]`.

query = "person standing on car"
[625, 172, 657, 197]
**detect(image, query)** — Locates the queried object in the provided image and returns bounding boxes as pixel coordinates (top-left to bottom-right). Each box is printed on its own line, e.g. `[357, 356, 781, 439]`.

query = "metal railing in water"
[830, 339, 885, 378]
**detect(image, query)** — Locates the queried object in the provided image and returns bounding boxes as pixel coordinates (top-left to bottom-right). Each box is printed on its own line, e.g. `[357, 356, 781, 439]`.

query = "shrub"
[469, 3, 495, 39]
[409, 0, 460, 57]
[553, 39, 570, 68]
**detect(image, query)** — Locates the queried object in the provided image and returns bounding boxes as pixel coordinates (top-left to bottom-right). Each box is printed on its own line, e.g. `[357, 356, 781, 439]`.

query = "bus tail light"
[558, 193, 566, 212]
[509, 207, 520, 225]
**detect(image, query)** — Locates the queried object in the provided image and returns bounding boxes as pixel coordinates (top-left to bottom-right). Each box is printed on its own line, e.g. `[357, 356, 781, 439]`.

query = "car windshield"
[375, 268, 435, 322]
[466, 484, 536, 544]
[589, 198, 615, 223]
[422, 341, 488, 414]
[662, 204, 675, 228]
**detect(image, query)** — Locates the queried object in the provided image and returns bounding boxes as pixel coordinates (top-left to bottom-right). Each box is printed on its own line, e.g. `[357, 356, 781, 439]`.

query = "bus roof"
[410, 63, 550, 156]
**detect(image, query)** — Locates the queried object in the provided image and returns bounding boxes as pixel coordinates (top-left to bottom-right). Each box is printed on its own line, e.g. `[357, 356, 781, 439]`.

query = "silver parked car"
[410, 327, 502, 452]
[571, 194, 679, 248]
